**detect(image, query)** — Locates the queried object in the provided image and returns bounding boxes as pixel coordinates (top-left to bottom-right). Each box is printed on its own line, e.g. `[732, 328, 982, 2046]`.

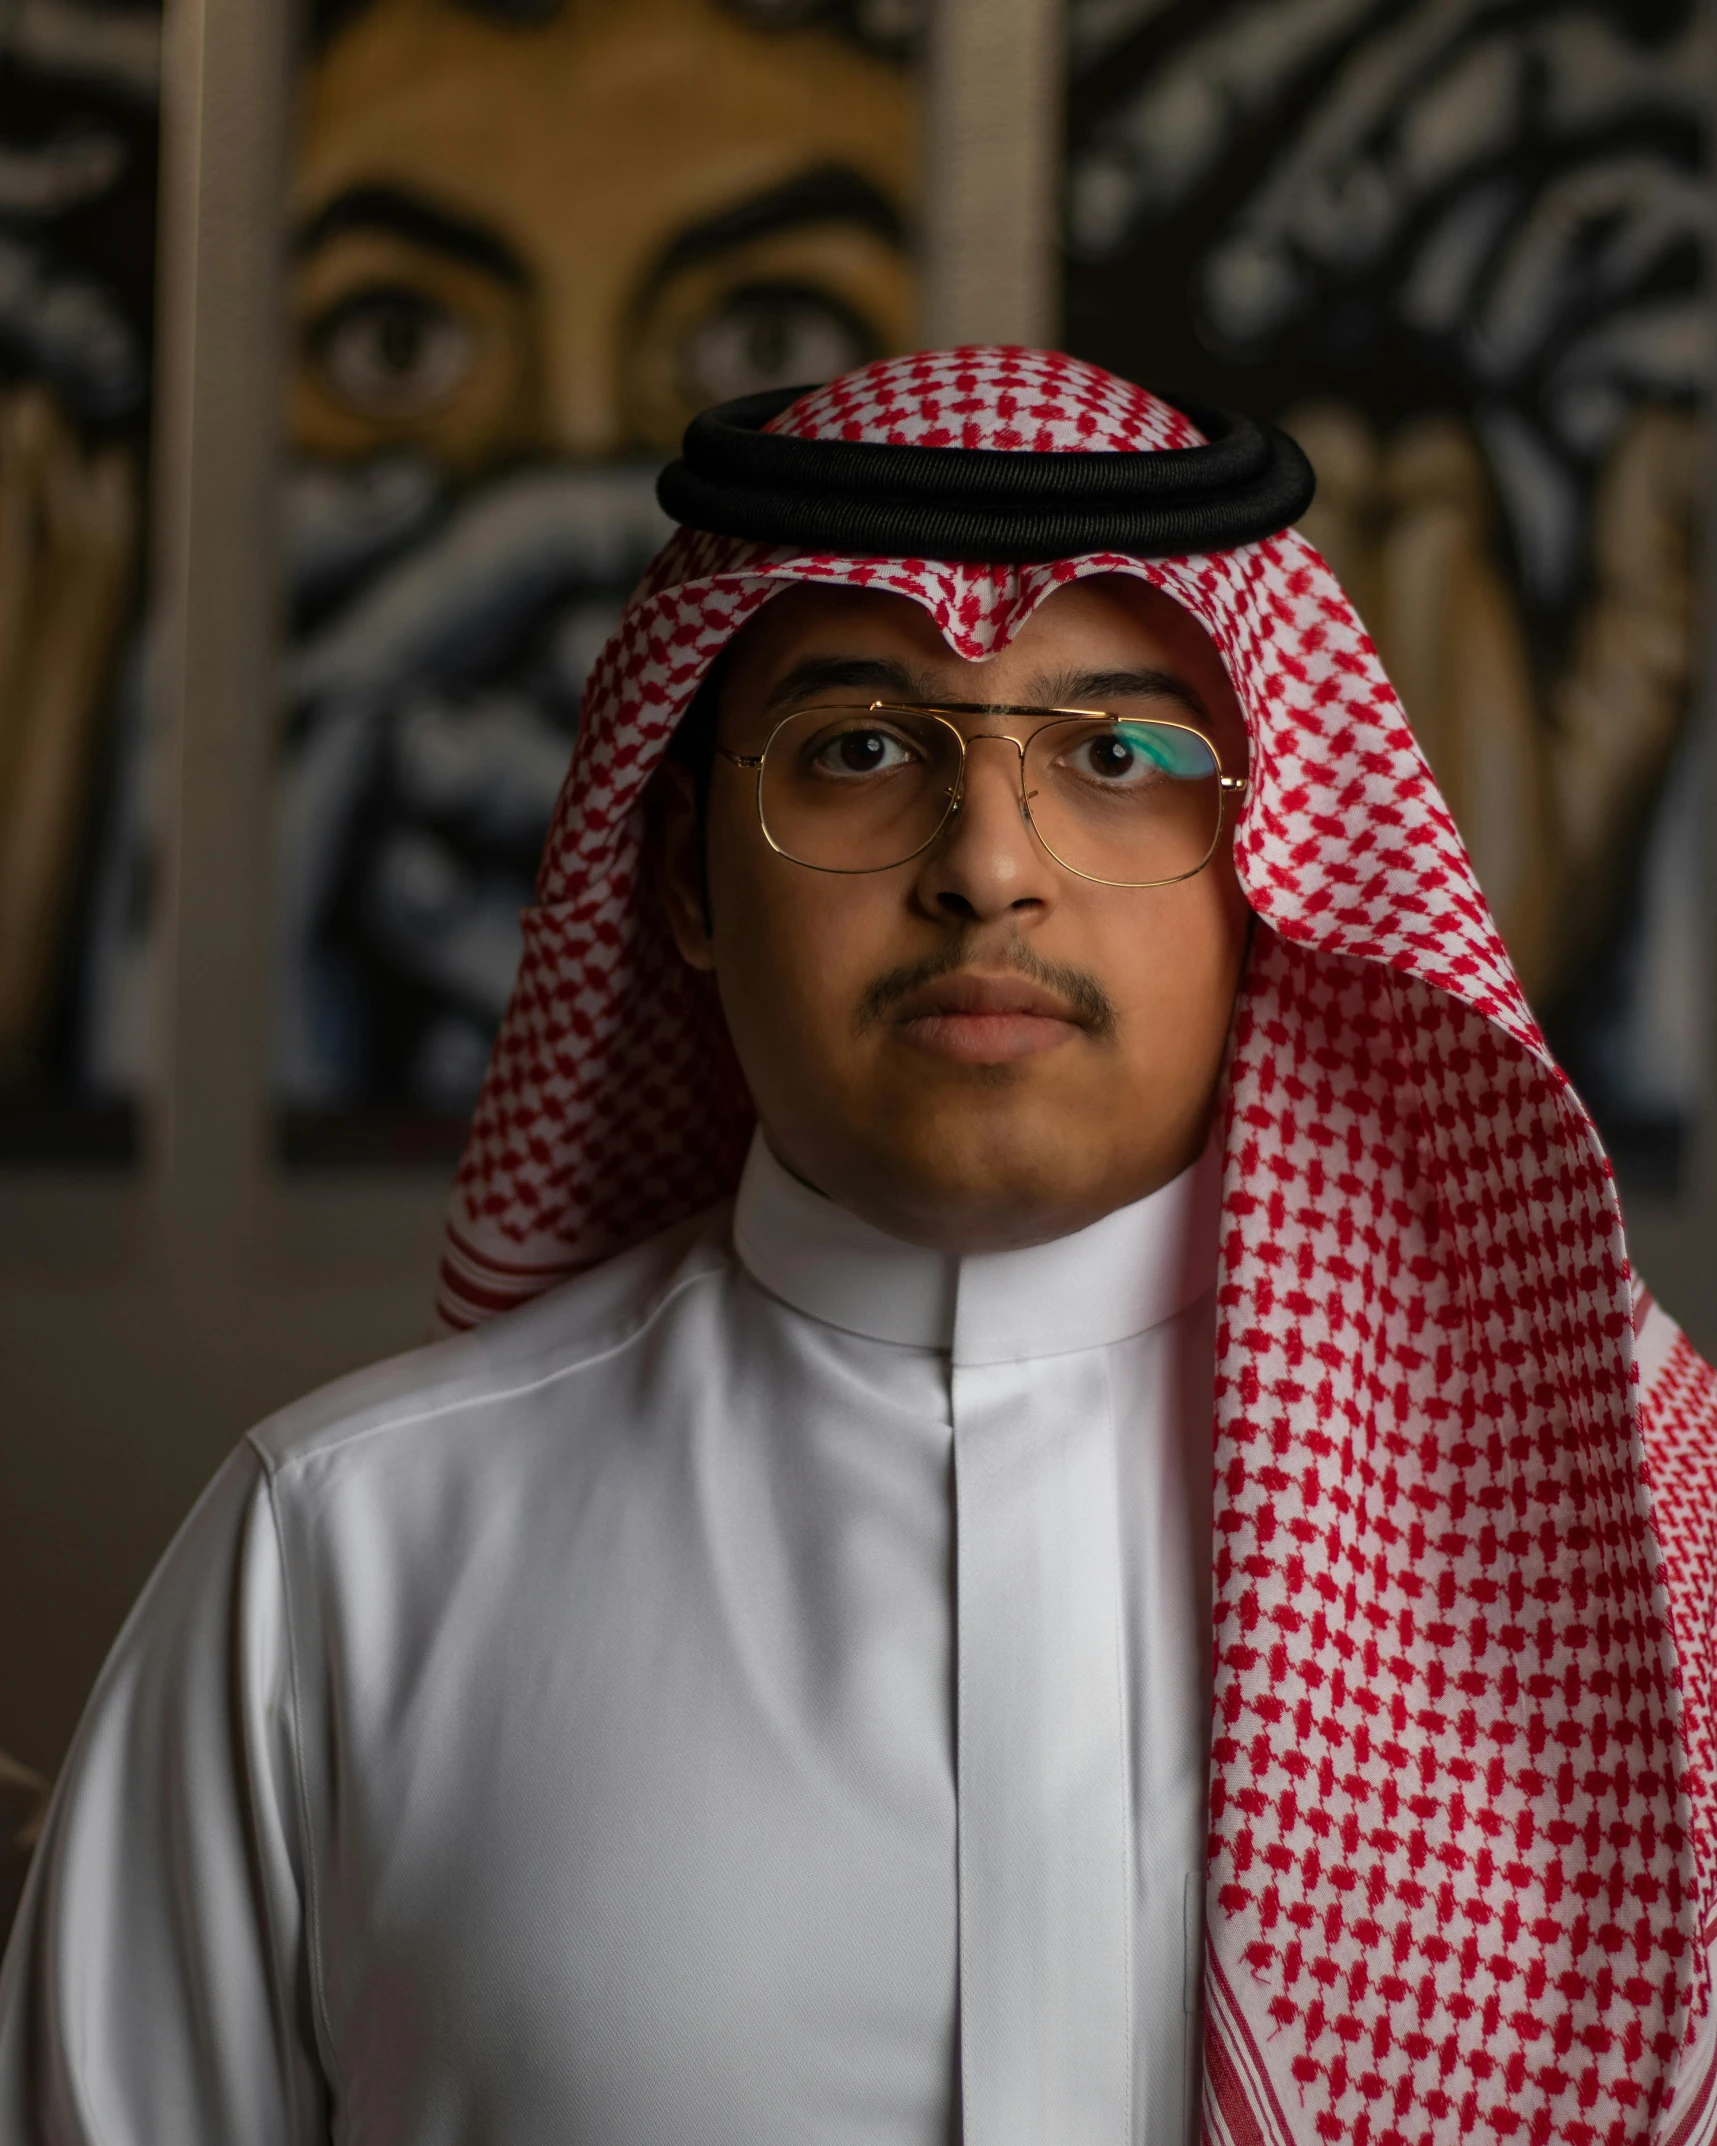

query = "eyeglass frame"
[714, 700, 1249, 889]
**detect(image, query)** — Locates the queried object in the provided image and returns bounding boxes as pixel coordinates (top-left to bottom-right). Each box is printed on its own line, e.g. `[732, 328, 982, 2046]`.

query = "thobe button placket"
[952, 1328, 1134, 2145]
[730, 1133, 1217, 2145]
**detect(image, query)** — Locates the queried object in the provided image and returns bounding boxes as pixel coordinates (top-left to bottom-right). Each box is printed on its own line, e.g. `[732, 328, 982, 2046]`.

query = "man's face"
[289, 0, 916, 467]
[656, 578, 1253, 1252]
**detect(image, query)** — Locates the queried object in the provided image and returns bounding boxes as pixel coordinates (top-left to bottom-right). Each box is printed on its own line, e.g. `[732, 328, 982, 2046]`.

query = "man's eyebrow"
[762, 660, 1217, 719]
[761, 655, 931, 715]
[293, 184, 530, 289]
[1029, 667, 1212, 720]
[641, 163, 905, 299]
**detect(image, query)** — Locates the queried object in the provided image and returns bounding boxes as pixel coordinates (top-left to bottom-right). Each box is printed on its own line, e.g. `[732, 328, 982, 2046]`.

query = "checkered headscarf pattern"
[442, 347, 1716, 2141]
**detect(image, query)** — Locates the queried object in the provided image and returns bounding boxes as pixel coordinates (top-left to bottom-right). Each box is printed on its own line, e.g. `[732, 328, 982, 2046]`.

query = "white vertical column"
[920, 0, 1067, 349]
[150, 0, 293, 1262]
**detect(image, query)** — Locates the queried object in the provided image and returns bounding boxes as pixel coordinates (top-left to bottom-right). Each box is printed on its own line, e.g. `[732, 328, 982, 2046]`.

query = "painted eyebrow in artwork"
[639, 162, 906, 298]
[293, 183, 531, 289]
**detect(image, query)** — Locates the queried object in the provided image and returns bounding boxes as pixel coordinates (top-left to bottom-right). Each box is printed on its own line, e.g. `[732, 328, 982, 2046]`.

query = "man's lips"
[888, 972, 1089, 1063]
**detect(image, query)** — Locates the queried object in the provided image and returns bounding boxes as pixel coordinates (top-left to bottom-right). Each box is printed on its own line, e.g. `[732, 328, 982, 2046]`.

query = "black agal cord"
[657, 384, 1315, 562]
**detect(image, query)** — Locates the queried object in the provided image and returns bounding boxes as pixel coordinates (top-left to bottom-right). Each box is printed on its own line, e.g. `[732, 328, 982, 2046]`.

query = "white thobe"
[0, 1135, 1217, 2146]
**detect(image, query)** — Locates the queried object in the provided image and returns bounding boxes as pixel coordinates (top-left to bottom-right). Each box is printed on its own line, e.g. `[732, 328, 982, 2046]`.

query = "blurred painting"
[0, 0, 159, 1161]
[276, 0, 920, 1160]
[1065, 0, 1707, 1190]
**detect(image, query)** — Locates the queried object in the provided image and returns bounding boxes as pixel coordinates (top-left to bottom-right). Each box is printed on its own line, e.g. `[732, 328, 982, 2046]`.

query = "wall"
[1, 0, 1713, 1826]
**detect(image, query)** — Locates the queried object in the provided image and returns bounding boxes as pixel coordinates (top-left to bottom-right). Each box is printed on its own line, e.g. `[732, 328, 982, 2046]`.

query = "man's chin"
[855, 1182, 1125, 1255]
[823, 1125, 1131, 1255]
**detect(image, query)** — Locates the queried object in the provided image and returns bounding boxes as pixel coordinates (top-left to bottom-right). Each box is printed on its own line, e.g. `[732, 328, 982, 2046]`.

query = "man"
[5, 348, 1717, 2145]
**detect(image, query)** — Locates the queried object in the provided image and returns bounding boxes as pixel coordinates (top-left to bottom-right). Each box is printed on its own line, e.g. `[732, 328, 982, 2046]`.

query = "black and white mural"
[1066, 0, 1708, 1188]
[0, 0, 160, 1160]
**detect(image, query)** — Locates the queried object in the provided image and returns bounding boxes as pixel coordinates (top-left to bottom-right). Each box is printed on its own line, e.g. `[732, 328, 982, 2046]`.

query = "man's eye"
[308, 287, 476, 418]
[1065, 733, 1162, 786]
[1058, 724, 1215, 785]
[678, 285, 875, 407]
[1081, 736, 1144, 781]
[811, 727, 917, 778]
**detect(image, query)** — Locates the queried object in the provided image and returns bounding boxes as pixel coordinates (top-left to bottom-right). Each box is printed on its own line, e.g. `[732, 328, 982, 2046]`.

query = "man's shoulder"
[247, 1205, 733, 1481]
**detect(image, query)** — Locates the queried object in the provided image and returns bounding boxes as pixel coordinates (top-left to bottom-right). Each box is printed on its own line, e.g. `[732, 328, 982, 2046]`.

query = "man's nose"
[912, 734, 1057, 924]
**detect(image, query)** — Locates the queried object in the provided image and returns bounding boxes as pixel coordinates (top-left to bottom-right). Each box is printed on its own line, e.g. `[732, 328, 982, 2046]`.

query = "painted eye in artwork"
[309, 285, 476, 419]
[677, 283, 875, 407]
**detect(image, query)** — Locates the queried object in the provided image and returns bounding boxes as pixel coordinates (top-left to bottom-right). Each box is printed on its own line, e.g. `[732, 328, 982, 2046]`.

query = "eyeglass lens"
[756, 705, 1224, 885]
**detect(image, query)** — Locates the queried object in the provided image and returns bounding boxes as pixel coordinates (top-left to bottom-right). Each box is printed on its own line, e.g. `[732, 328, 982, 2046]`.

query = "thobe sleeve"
[0, 1442, 330, 2144]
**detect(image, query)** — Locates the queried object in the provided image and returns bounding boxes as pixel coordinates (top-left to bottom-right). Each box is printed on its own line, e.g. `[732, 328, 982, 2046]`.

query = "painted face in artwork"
[288, 0, 917, 466]
[276, 0, 921, 1125]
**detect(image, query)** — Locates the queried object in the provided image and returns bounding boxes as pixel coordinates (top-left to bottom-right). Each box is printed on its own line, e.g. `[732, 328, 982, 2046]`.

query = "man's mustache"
[856, 938, 1118, 1040]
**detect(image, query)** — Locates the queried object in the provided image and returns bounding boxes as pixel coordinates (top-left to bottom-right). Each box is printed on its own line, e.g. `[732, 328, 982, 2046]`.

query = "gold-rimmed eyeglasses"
[716, 701, 1247, 888]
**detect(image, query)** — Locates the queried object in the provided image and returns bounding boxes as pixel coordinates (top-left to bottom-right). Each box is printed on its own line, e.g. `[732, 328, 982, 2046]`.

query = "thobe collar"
[733, 1131, 1220, 1361]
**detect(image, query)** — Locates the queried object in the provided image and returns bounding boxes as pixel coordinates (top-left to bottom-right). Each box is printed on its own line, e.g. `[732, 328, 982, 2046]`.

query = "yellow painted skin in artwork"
[0, 388, 136, 1076]
[1291, 401, 1701, 1010]
[288, 0, 919, 468]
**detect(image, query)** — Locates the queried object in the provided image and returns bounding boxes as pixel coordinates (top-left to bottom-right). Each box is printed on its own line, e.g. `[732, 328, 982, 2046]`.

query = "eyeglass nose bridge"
[943, 728, 1034, 830]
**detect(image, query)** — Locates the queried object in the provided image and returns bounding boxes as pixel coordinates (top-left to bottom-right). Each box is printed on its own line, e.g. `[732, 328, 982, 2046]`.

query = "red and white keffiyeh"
[442, 347, 1717, 2145]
